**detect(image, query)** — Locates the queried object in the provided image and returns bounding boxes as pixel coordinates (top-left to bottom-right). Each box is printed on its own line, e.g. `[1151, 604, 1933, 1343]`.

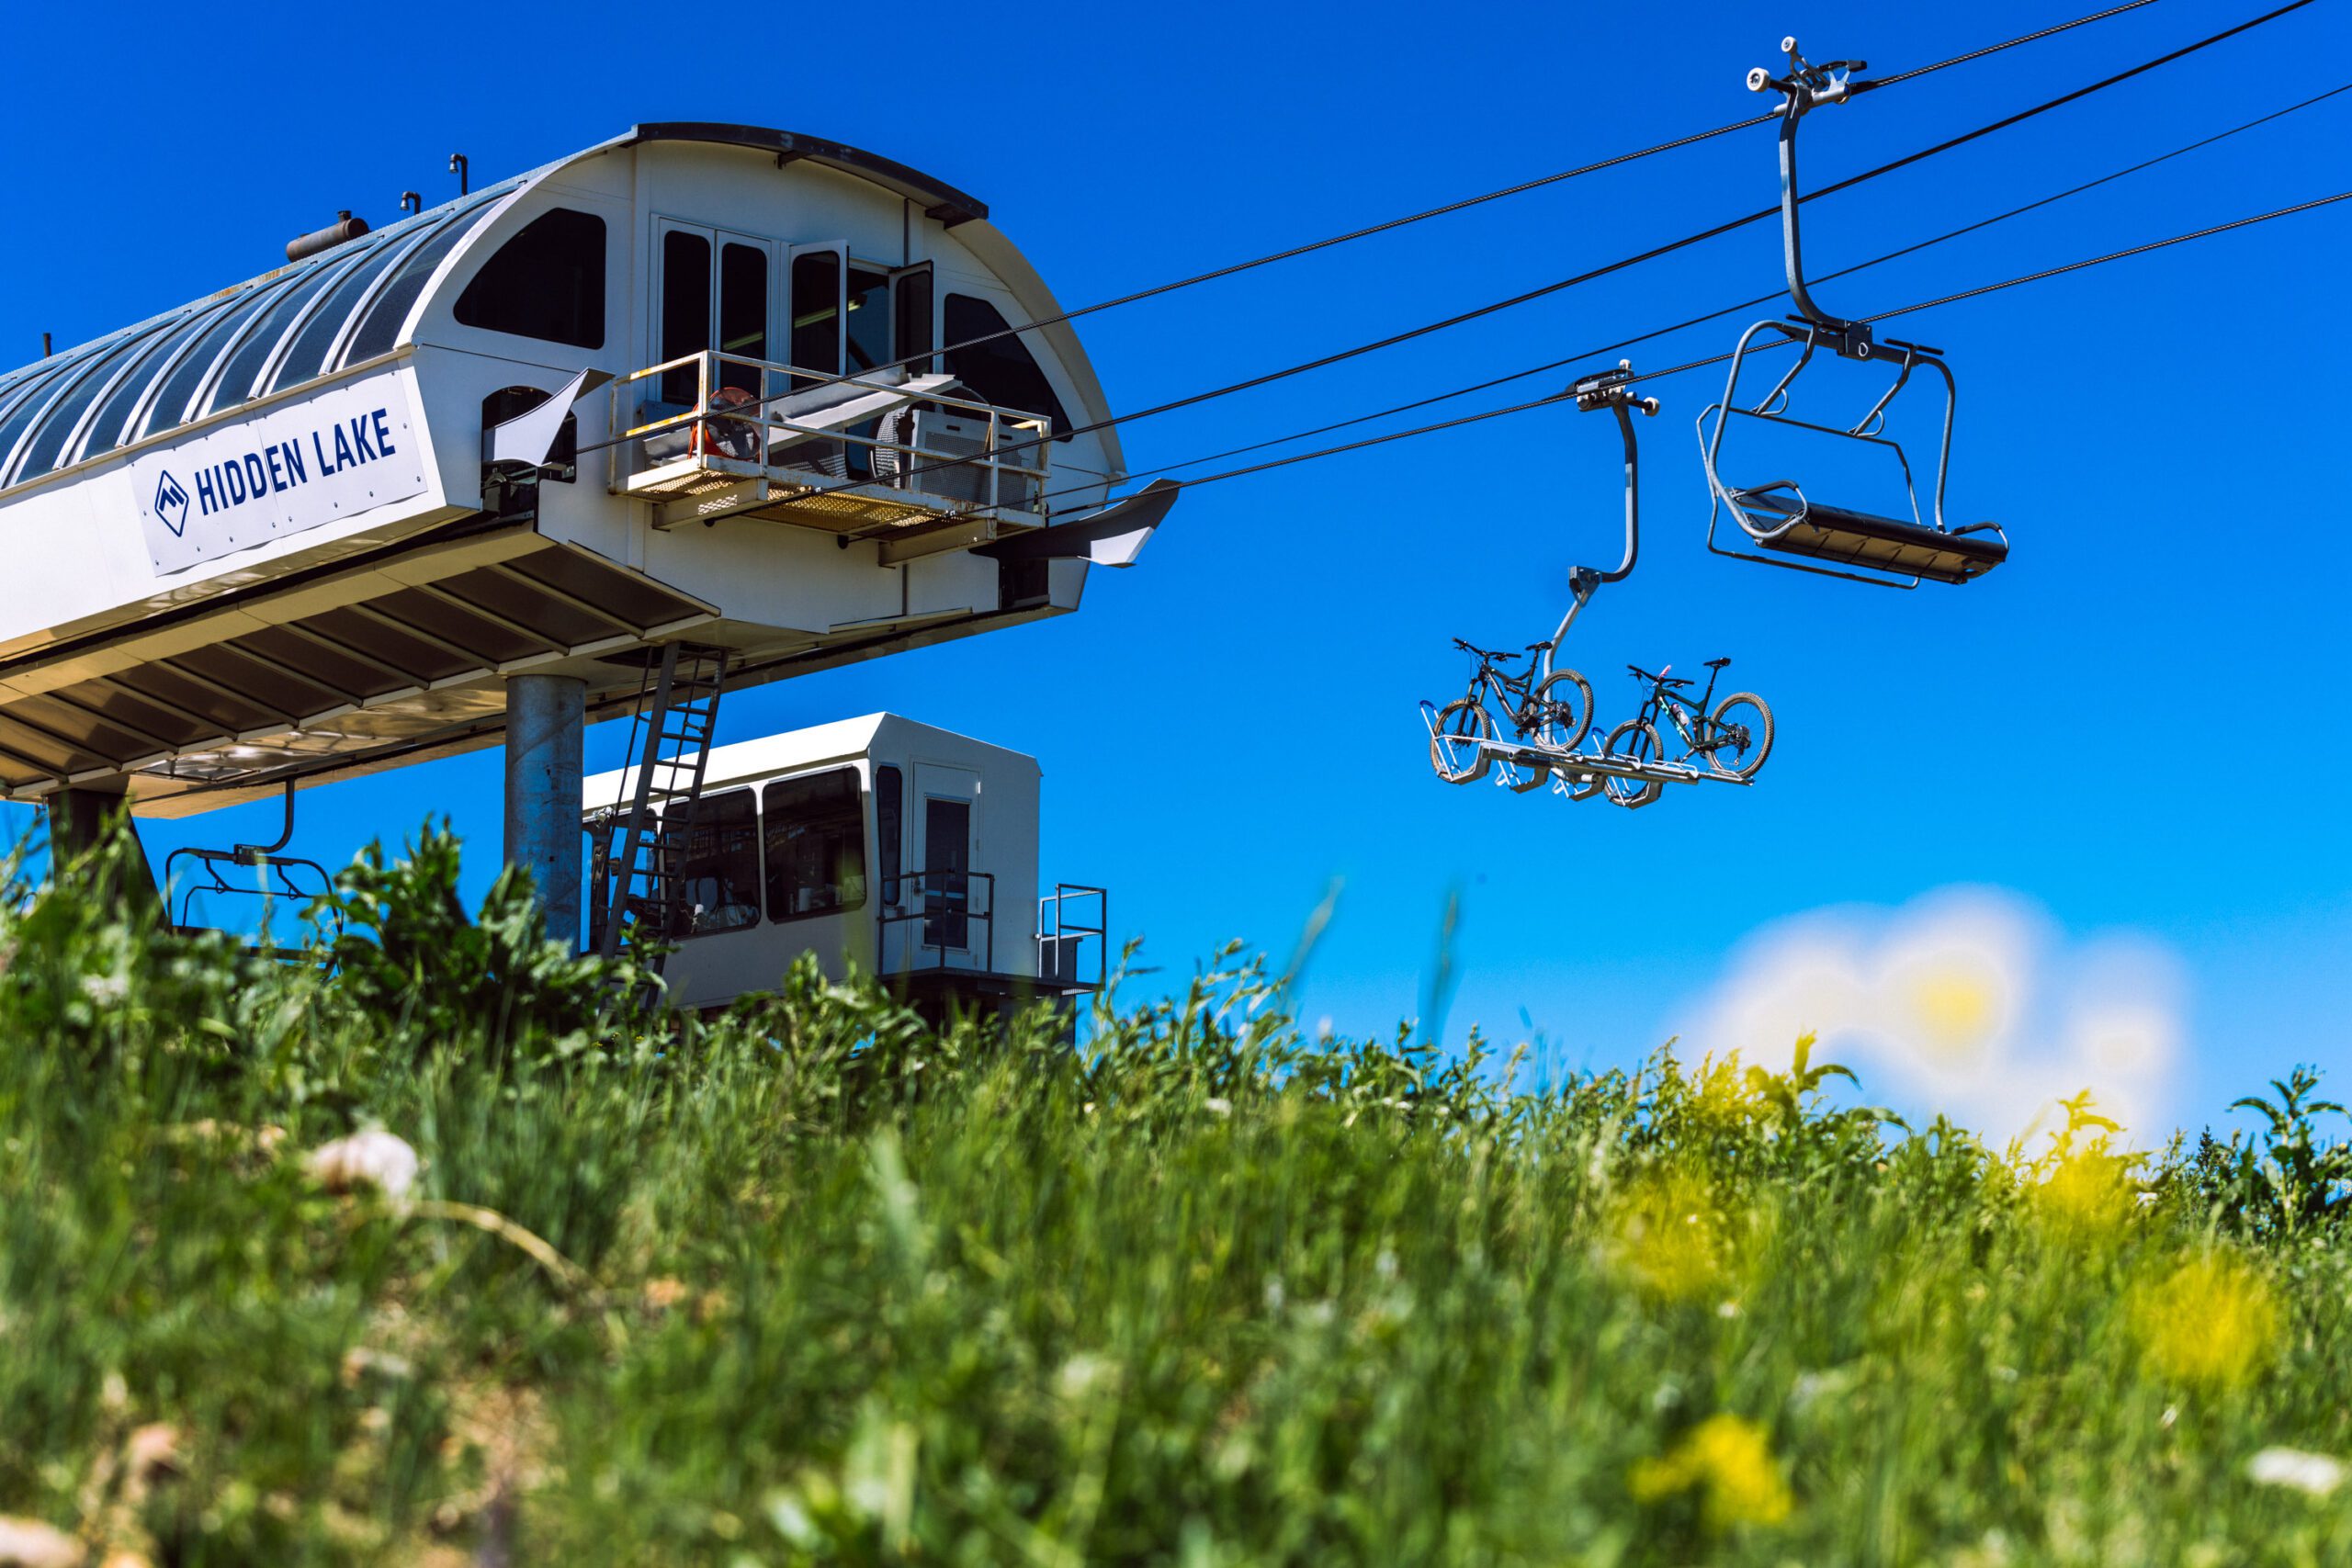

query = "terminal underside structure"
[0, 125, 1144, 824]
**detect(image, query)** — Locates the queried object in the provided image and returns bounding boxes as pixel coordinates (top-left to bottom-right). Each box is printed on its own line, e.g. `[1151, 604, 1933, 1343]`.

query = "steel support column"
[503, 673, 585, 949]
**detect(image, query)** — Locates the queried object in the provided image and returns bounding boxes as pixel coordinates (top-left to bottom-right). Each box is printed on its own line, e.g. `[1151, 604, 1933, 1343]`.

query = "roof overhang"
[613, 123, 989, 227]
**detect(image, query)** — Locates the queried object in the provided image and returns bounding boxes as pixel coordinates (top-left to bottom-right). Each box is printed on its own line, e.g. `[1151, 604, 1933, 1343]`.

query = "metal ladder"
[592, 643, 728, 963]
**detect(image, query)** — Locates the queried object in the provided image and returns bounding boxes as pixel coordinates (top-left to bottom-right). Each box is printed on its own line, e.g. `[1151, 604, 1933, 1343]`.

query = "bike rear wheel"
[1533, 668, 1595, 750]
[1602, 719, 1665, 809]
[1706, 693, 1775, 779]
[1430, 698, 1494, 784]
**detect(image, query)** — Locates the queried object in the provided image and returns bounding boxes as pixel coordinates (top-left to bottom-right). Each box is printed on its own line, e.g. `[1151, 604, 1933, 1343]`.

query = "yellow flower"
[2131, 1250, 2278, 1390]
[2034, 1146, 2136, 1234]
[1610, 1168, 1735, 1302]
[1630, 1414, 1794, 1529]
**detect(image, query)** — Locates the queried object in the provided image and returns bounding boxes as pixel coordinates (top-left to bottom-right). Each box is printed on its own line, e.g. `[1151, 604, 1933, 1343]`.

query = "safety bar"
[1696, 318, 1966, 590]
[163, 842, 343, 953]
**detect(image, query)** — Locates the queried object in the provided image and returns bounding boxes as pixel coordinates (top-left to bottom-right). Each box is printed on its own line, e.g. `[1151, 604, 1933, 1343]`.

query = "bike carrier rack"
[1419, 700, 1752, 806]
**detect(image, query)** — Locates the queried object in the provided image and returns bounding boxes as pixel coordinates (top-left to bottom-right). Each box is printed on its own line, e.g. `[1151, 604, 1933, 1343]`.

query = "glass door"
[911, 763, 979, 965]
[787, 242, 846, 387]
[655, 220, 775, 406]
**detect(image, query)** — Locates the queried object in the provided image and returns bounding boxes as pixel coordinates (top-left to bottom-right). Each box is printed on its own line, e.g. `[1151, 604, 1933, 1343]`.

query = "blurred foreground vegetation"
[5, 829, 2352, 1566]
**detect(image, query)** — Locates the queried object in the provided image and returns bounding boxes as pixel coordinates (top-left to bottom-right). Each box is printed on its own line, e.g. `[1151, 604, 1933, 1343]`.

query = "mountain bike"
[1600, 660, 1774, 807]
[1430, 639, 1595, 784]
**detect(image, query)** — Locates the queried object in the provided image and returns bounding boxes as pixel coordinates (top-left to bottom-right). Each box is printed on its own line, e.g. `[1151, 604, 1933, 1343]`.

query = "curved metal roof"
[0, 177, 521, 496]
[612, 123, 988, 227]
[0, 125, 997, 501]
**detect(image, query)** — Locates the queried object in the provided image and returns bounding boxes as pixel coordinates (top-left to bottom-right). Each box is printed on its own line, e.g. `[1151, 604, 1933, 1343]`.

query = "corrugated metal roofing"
[0, 124, 1001, 503]
[0, 178, 521, 496]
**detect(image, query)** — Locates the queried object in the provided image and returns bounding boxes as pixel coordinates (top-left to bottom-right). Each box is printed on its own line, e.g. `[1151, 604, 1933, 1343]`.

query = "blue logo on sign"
[153, 470, 191, 536]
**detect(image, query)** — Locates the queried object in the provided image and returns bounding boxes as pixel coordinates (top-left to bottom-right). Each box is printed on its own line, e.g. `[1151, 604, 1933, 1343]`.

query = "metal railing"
[1038, 884, 1108, 991]
[607, 350, 1052, 513]
[877, 868, 996, 977]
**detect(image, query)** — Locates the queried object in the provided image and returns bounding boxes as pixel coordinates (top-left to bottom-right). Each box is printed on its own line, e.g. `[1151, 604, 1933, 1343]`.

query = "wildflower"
[1204, 1097, 1232, 1117]
[2130, 1250, 2278, 1390]
[1610, 1168, 1736, 1302]
[0, 1516, 83, 1568]
[2033, 1145, 2138, 1233]
[305, 1128, 421, 1202]
[641, 1278, 690, 1312]
[2246, 1447, 2346, 1498]
[1629, 1414, 1794, 1529]
[121, 1423, 181, 1504]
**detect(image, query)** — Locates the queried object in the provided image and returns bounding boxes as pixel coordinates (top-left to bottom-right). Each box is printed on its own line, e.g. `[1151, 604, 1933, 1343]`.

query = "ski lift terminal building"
[0, 123, 1172, 949]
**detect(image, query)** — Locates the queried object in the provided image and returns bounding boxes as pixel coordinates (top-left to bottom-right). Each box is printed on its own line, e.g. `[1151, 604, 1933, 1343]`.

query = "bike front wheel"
[1430, 698, 1495, 784]
[1532, 668, 1595, 750]
[1706, 693, 1775, 779]
[1602, 719, 1665, 809]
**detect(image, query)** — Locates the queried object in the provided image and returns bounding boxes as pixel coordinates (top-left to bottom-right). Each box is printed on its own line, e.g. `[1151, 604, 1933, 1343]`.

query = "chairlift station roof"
[0, 125, 1136, 814]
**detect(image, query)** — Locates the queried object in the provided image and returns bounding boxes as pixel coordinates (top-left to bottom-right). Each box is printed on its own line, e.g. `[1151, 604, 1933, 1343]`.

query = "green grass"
[4, 826, 2352, 1565]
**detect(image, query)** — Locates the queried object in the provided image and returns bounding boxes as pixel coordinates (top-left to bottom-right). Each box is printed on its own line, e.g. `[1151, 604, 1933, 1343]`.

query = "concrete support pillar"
[45, 781, 160, 918]
[503, 674, 585, 950]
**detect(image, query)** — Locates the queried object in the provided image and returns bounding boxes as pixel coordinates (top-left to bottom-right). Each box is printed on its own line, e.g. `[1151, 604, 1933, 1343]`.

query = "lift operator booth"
[0, 124, 1171, 948]
[584, 714, 1106, 1015]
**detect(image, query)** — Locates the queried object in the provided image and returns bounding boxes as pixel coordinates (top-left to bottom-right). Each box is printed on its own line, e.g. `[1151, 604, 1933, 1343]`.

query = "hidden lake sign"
[130, 373, 430, 574]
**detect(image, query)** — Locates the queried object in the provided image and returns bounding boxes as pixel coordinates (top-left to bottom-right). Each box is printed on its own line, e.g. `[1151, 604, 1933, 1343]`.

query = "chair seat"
[1733, 491, 2006, 584]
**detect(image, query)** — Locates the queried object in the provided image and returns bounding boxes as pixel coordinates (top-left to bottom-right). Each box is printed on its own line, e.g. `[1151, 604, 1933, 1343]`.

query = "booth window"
[763, 769, 867, 921]
[944, 293, 1071, 439]
[674, 788, 762, 936]
[875, 764, 903, 908]
[455, 208, 607, 349]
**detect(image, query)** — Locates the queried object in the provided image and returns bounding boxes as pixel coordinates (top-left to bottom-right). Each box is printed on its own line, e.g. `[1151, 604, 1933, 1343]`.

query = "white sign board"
[130, 374, 429, 575]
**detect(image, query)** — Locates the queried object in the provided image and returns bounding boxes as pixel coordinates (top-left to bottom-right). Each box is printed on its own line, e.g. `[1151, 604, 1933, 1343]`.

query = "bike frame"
[1632, 664, 1731, 759]
[1456, 648, 1550, 739]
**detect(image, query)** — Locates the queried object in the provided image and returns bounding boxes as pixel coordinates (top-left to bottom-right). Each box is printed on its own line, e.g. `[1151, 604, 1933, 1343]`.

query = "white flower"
[2246, 1447, 2346, 1497]
[305, 1128, 420, 1201]
[0, 1515, 83, 1568]
[1204, 1097, 1232, 1117]
[80, 973, 128, 1006]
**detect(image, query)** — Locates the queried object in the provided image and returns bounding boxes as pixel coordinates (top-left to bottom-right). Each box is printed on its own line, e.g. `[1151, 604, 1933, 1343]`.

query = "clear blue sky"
[4, 0, 2346, 1138]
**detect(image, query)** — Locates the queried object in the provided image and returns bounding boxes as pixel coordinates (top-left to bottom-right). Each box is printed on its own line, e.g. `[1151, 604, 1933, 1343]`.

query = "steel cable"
[870, 0, 2184, 378]
[1046, 77, 2352, 505]
[863, 0, 2320, 503]
[1031, 184, 2352, 501]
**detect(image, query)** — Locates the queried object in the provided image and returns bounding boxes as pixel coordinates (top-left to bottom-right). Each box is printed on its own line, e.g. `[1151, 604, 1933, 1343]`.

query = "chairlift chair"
[1697, 39, 2008, 589]
[162, 781, 341, 959]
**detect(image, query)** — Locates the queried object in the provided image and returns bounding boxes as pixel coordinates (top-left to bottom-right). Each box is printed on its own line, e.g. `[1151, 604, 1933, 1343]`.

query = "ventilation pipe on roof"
[286, 211, 369, 264]
[449, 153, 469, 196]
[399, 191, 422, 215]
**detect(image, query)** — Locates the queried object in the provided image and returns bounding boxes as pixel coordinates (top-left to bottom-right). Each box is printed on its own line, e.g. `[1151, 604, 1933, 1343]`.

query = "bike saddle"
[1704, 657, 1733, 670]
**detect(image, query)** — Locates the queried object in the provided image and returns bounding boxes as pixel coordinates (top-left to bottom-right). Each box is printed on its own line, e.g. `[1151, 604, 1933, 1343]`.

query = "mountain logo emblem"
[153, 470, 191, 536]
